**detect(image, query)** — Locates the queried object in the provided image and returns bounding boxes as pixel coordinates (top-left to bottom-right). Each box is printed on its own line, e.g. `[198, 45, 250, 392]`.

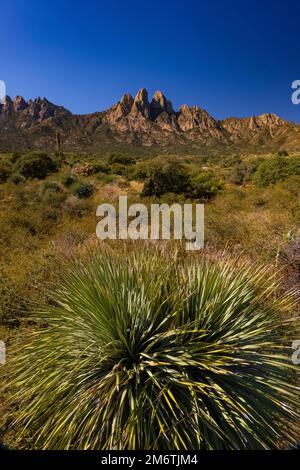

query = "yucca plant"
[5, 249, 300, 449]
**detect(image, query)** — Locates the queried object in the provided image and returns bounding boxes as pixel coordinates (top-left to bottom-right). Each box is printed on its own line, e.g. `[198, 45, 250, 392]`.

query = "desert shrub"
[61, 173, 77, 187]
[92, 162, 110, 174]
[254, 156, 300, 186]
[188, 171, 223, 200]
[254, 157, 287, 186]
[71, 163, 95, 176]
[228, 163, 247, 185]
[277, 149, 289, 157]
[222, 154, 242, 168]
[72, 182, 94, 199]
[288, 156, 300, 175]
[8, 173, 25, 185]
[135, 159, 188, 197]
[14, 153, 58, 179]
[10, 152, 22, 164]
[133, 159, 222, 200]
[0, 161, 13, 183]
[110, 163, 127, 175]
[228, 160, 262, 185]
[6, 251, 300, 449]
[108, 153, 134, 165]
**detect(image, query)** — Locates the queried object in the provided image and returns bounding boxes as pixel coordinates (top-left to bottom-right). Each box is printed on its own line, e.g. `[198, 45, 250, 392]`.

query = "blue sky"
[1, 0, 300, 121]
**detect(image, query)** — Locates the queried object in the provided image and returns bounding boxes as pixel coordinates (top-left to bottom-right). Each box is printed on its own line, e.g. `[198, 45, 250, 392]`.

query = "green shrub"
[133, 159, 222, 200]
[108, 153, 134, 165]
[8, 173, 25, 185]
[254, 156, 300, 186]
[277, 150, 289, 157]
[7, 251, 299, 449]
[221, 154, 242, 168]
[136, 159, 188, 197]
[288, 156, 300, 175]
[61, 173, 77, 187]
[72, 182, 94, 198]
[14, 153, 58, 179]
[254, 157, 286, 186]
[110, 163, 128, 175]
[188, 171, 223, 200]
[10, 152, 22, 164]
[92, 162, 110, 174]
[0, 161, 13, 183]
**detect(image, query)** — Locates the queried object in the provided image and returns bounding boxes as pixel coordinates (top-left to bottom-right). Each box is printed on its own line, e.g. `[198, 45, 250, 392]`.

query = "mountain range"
[1, 88, 300, 154]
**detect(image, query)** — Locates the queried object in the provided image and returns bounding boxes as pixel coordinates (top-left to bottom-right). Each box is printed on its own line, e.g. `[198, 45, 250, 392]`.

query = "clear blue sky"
[1, 0, 300, 122]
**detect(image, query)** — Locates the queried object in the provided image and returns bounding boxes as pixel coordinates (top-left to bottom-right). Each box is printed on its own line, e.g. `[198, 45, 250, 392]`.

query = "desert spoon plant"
[5, 249, 300, 449]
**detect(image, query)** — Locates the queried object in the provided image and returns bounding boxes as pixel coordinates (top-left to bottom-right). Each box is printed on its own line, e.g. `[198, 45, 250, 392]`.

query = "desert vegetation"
[4, 250, 300, 450]
[0, 149, 299, 449]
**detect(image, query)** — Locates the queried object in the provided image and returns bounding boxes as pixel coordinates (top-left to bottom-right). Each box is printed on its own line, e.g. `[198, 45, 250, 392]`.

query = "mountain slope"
[0, 88, 299, 154]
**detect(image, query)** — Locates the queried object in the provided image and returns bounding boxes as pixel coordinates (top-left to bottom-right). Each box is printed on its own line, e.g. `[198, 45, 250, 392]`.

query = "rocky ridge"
[0, 88, 299, 152]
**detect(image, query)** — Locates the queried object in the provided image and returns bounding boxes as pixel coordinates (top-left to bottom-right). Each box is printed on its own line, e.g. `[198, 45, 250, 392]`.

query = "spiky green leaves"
[6, 250, 300, 449]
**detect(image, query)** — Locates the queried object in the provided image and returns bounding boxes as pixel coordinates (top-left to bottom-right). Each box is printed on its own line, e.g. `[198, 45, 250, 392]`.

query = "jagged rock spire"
[2, 95, 13, 112]
[13, 96, 27, 112]
[114, 93, 134, 119]
[130, 88, 151, 118]
[150, 90, 174, 119]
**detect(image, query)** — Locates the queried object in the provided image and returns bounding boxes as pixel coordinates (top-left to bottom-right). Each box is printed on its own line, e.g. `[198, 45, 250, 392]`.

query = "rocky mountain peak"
[150, 90, 174, 119]
[105, 93, 134, 123]
[255, 113, 285, 127]
[134, 87, 148, 102]
[102, 89, 292, 145]
[117, 93, 134, 116]
[4, 95, 13, 103]
[130, 88, 151, 118]
[0, 95, 71, 127]
[23, 97, 54, 120]
[222, 112, 286, 136]
[120, 93, 134, 106]
[13, 96, 27, 112]
[1, 95, 13, 112]
[177, 104, 217, 131]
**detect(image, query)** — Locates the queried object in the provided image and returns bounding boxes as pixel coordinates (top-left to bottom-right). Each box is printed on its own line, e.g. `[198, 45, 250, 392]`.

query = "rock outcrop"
[0, 96, 71, 124]
[177, 105, 218, 132]
[150, 91, 174, 119]
[13, 96, 27, 112]
[129, 88, 151, 119]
